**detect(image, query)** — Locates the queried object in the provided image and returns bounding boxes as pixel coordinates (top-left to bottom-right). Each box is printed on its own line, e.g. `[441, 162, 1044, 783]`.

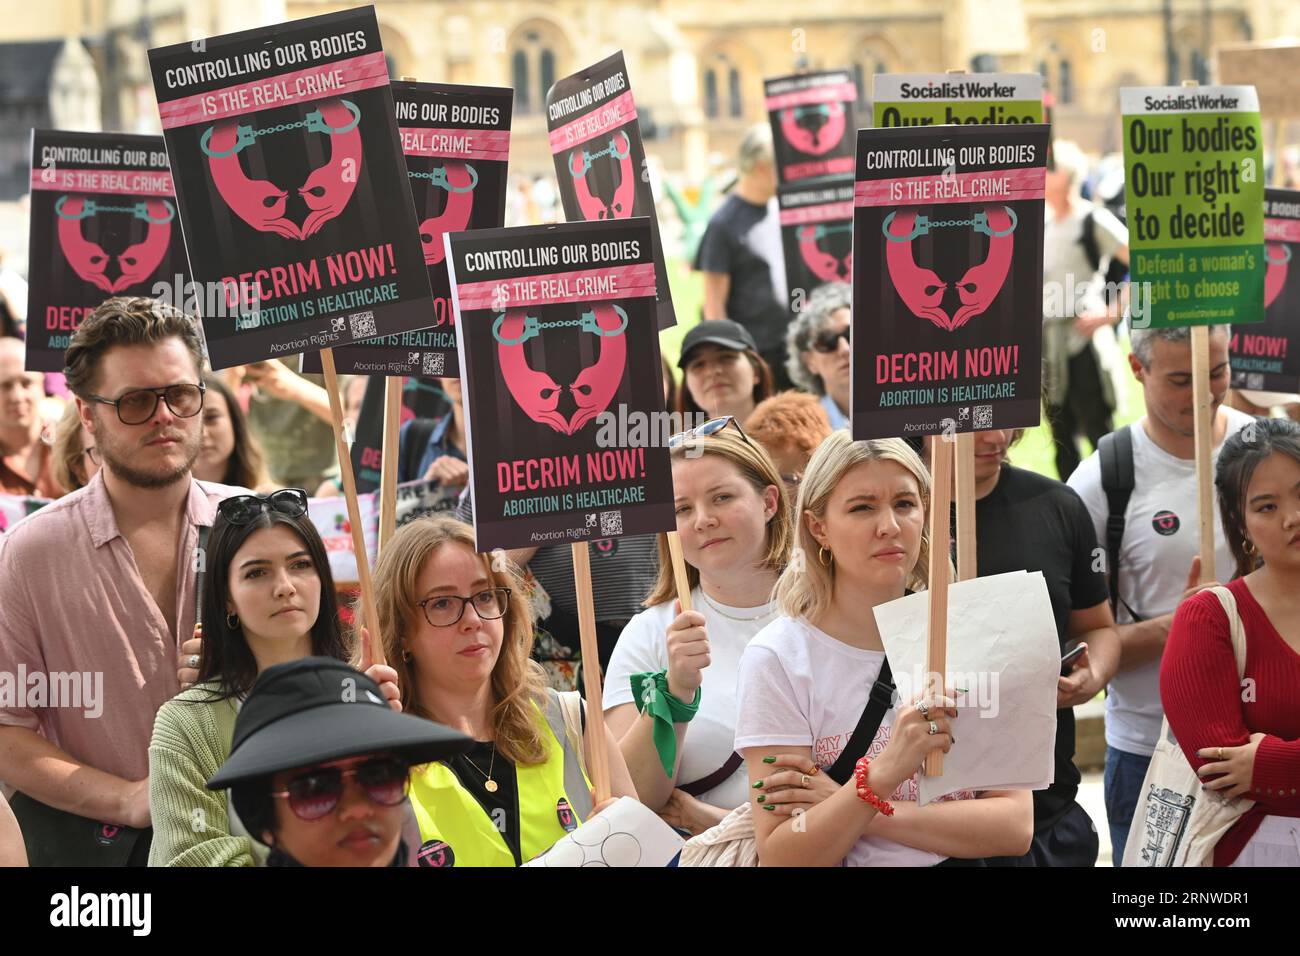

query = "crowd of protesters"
[0, 133, 1296, 869]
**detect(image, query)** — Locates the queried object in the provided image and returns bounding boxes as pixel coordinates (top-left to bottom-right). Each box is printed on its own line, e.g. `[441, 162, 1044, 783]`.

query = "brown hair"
[745, 391, 832, 465]
[674, 345, 775, 419]
[63, 297, 205, 399]
[50, 401, 91, 493]
[645, 429, 792, 607]
[202, 374, 270, 490]
[370, 517, 549, 766]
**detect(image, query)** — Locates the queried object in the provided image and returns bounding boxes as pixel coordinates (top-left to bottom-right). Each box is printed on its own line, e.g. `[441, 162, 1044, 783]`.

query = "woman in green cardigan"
[147, 489, 399, 866]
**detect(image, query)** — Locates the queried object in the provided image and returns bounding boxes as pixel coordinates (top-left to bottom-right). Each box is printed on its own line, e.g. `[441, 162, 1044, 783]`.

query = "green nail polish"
[955, 687, 968, 694]
[762, 755, 776, 764]
[752, 780, 763, 789]
[762, 804, 775, 811]
[757, 795, 765, 803]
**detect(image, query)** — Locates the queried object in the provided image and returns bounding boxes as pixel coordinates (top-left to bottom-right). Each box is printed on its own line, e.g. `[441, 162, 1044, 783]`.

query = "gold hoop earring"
[1244, 539, 1257, 556]
[226, 612, 239, 630]
[818, 546, 832, 567]
[401, 648, 413, 664]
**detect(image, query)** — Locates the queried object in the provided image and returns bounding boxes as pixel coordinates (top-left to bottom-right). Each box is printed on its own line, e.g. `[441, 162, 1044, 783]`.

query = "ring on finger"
[928, 720, 939, 736]
[805, 765, 819, 777]
[187, 654, 200, 669]
[800, 774, 810, 787]
[916, 700, 929, 719]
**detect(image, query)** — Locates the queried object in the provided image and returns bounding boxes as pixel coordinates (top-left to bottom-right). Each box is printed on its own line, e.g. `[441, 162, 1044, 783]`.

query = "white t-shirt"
[603, 586, 777, 812]
[1067, 407, 1253, 756]
[734, 615, 974, 867]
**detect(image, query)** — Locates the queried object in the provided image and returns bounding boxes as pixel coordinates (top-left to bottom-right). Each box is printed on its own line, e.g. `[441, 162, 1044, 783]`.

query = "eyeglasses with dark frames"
[86, 382, 206, 425]
[416, 587, 512, 628]
[811, 327, 850, 354]
[217, 488, 309, 526]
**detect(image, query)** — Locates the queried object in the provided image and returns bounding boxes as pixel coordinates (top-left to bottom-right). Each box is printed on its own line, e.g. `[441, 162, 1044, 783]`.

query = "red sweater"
[1162, 577, 1300, 866]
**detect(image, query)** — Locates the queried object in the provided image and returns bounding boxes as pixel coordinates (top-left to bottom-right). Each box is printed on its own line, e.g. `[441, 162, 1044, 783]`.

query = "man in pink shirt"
[0, 297, 243, 864]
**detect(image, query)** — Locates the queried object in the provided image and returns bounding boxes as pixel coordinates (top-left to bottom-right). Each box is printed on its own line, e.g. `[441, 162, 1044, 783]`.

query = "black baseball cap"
[677, 319, 759, 369]
[206, 657, 472, 789]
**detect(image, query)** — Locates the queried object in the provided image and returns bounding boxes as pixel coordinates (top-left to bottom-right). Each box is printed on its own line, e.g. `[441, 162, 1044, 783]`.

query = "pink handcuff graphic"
[200, 98, 362, 240]
[882, 205, 1018, 331]
[55, 195, 175, 293]
[568, 130, 635, 220]
[1265, 242, 1291, 309]
[492, 303, 628, 435]
[780, 102, 846, 156]
[409, 162, 477, 265]
[796, 221, 853, 283]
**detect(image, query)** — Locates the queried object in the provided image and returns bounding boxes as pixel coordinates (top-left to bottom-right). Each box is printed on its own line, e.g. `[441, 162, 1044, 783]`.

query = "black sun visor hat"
[206, 657, 472, 790]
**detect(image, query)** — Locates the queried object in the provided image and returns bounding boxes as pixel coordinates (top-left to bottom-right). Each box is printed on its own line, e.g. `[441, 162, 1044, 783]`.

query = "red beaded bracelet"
[853, 757, 895, 816]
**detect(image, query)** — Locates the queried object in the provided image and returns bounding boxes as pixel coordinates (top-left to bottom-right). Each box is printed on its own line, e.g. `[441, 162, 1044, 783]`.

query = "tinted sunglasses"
[667, 415, 754, 450]
[217, 488, 309, 526]
[811, 327, 850, 353]
[87, 382, 205, 425]
[269, 756, 411, 821]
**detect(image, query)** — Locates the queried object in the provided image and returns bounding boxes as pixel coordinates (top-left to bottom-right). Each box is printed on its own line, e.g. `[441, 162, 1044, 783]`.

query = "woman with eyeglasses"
[735, 431, 1034, 866]
[675, 320, 776, 428]
[372, 516, 637, 867]
[785, 282, 852, 430]
[147, 489, 401, 866]
[49, 400, 101, 494]
[604, 423, 792, 836]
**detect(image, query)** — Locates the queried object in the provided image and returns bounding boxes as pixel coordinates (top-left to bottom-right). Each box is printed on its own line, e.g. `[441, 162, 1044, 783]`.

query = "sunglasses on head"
[811, 327, 850, 354]
[217, 488, 309, 526]
[667, 415, 754, 451]
[269, 755, 411, 821]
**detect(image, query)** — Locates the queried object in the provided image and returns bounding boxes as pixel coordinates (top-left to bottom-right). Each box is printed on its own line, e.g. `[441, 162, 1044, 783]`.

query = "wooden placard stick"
[665, 531, 694, 613]
[954, 432, 977, 581]
[378, 376, 403, 551]
[320, 347, 386, 666]
[925, 434, 955, 777]
[571, 542, 612, 803]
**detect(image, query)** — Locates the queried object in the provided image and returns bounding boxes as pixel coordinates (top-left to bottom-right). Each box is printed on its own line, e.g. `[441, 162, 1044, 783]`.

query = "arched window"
[541, 49, 556, 98]
[728, 67, 742, 117]
[704, 68, 719, 119]
[513, 50, 530, 113]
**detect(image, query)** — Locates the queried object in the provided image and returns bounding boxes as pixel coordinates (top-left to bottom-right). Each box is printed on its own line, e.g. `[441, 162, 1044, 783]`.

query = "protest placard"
[1230, 187, 1300, 395]
[148, 5, 433, 370]
[545, 51, 675, 329]
[1120, 86, 1265, 330]
[445, 217, 673, 553]
[777, 176, 854, 300]
[307, 81, 512, 378]
[872, 73, 1043, 127]
[852, 123, 1049, 440]
[764, 70, 857, 184]
[349, 374, 452, 494]
[25, 130, 190, 371]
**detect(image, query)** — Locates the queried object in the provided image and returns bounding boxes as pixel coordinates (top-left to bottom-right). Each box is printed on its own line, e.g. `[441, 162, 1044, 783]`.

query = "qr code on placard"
[599, 510, 623, 536]
[974, 405, 993, 429]
[422, 352, 445, 376]
[1246, 373, 1264, 390]
[348, 310, 377, 339]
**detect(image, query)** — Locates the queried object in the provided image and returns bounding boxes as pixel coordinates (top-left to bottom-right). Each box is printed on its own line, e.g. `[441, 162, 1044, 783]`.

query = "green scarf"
[630, 671, 701, 778]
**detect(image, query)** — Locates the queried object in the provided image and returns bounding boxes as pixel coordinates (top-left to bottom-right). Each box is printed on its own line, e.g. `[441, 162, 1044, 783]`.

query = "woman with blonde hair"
[604, 422, 791, 835]
[734, 430, 1034, 866]
[49, 400, 99, 494]
[372, 516, 637, 867]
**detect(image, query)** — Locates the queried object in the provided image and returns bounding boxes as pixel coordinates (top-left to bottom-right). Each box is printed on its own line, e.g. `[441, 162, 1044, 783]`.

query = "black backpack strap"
[398, 417, 439, 484]
[679, 752, 745, 797]
[1079, 208, 1102, 275]
[826, 658, 895, 785]
[1098, 426, 1143, 622]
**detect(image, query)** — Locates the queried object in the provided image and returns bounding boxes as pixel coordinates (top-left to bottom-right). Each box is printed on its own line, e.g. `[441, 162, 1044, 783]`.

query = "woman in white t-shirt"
[604, 422, 791, 834]
[735, 431, 1035, 866]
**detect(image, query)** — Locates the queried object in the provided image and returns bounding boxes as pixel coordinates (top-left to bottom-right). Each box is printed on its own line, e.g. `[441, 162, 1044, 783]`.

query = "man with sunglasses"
[209, 657, 470, 867]
[0, 297, 249, 865]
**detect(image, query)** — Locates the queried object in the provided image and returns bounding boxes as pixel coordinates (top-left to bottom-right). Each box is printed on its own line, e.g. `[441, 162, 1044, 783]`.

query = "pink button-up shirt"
[0, 471, 242, 781]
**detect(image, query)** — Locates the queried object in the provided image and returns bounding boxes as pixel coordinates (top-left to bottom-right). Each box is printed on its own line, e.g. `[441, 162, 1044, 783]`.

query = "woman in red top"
[1162, 416, 1300, 866]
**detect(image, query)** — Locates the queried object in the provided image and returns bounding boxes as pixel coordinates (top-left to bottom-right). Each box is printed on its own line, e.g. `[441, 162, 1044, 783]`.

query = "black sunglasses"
[666, 415, 754, 451]
[217, 488, 309, 526]
[87, 382, 206, 425]
[811, 327, 850, 354]
[270, 756, 411, 821]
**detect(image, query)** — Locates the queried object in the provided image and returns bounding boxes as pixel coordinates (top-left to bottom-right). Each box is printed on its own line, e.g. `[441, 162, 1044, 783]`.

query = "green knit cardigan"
[147, 683, 260, 867]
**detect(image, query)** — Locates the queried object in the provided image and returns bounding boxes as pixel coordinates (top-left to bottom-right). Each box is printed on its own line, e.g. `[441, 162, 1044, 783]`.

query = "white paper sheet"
[873, 570, 1060, 805]
[522, 796, 685, 867]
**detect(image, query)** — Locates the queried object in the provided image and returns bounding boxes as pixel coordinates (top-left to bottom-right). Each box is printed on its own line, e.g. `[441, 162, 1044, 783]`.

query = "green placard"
[872, 74, 1044, 127]
[1120, 86, 1265, 329]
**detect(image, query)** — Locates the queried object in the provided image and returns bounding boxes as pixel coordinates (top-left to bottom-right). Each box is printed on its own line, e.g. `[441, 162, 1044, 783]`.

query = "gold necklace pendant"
[484, 779, 499, 793]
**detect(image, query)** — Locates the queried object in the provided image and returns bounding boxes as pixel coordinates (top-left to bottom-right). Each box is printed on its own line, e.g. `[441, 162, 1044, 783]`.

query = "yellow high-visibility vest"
[409, 692, 592, 867]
